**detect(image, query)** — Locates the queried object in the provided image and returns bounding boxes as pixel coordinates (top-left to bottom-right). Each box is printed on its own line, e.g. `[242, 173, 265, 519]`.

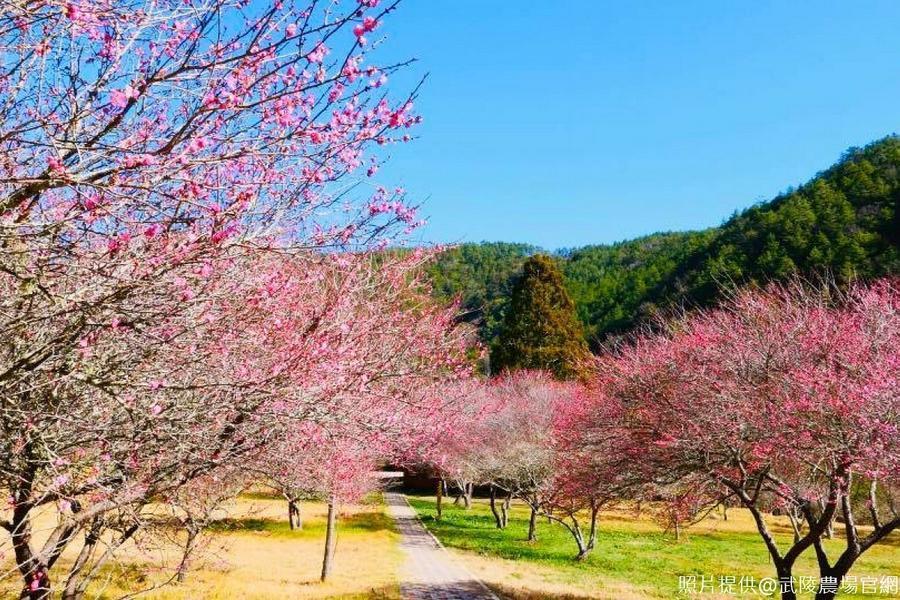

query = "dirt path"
[384, 492, 499, 600]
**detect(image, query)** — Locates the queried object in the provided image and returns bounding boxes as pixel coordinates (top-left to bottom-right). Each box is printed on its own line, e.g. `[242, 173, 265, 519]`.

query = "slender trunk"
[722, 504, 728, 521]
[488, 486, 502, 528]
[527, 506, 538, 542]
[674, 520, 681, 541]
[61, 520, 103, 600]
[175, 527, 199, 584]
[288, 500, 302, 531]
[824, 518, 834, 539]
[320, 497, 337, 582]
[500, 493, 511, 528]
[787, 511, 802, 544]
[463, 483, 472, 509]
[552, 513, 590, 560]
[818, 500, 834, 539]
[586, 506, 599, 551]
[435, 479, 443, 520]
[61, 523, 139, 600]
[573, 529, 590, 561]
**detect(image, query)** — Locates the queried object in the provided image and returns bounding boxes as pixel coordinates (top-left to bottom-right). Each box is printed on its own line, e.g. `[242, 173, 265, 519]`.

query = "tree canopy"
[490, 255, 589, 379]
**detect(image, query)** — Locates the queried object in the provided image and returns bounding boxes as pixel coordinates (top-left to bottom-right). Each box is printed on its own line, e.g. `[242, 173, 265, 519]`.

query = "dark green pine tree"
[491, 254, 589, 379]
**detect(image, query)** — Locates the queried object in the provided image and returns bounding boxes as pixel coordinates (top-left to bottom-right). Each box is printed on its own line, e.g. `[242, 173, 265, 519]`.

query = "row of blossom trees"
[0, 1, 479, 598]
[432, 280, 899, 600]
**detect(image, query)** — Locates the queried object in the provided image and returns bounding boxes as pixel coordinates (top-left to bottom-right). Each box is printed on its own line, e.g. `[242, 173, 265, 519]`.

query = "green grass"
[407, 496, 900, 599]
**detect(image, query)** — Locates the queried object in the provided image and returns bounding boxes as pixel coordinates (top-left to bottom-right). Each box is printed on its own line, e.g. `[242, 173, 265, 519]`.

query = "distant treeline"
[428, 135, 900, 348]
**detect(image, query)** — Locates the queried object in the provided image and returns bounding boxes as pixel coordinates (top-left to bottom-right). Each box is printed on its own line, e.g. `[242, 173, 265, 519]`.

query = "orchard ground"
[0, 492, 402, 600]
[5, 492, 897, 599]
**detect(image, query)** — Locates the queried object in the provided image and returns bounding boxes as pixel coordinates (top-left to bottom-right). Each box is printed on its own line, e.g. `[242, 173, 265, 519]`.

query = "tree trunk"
[574, 530, 590, 561]
[288, 500, 302, 531]
[61, 520, 103, 600]
[463, 482, 472, 509]
[586, 506, 599, 551]
[500, 493, 511, 528]
[453, 480, 464, 506]
[175, 527, 199, 584]
[59, 522, 138, 600]
[527, 506, 538, 542]
[787, 510, 802, 544]
[777, 565, 798, 600]
[20, 569, 50, 600]
[488, 486, 502, 528]
[435, 479, 443, 520]
[320, 497, 338, 582]
[824, 518, 834, 539]
[12, 516, 50, 600]
[818, 499, 834, 539]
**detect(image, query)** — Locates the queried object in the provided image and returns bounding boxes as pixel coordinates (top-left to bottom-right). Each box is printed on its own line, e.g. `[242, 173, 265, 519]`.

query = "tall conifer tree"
[492, 254, 589, 379]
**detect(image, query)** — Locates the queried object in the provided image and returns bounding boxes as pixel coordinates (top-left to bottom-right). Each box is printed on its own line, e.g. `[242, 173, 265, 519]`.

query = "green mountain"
[429, 135, 900, 347]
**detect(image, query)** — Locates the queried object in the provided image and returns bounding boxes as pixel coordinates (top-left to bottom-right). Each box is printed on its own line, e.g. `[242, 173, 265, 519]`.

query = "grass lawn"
[407, 495, 900, 600]
[1, 493, 402, 599]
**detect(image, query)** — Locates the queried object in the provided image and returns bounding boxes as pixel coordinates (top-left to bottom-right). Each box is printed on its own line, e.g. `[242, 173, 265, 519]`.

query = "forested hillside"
[429, 136, 900, 347]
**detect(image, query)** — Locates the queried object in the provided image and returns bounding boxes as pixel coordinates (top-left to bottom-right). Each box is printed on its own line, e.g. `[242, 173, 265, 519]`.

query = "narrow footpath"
[383, 492, 499, 600]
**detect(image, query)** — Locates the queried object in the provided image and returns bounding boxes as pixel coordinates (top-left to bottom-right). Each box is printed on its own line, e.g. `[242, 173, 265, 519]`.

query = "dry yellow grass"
[1, 494, 402, 599]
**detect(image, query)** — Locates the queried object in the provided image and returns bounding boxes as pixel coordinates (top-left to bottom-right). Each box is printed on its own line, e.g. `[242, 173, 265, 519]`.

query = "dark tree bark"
[488, 486, 502, 528]
[288, 500, 302, 531]
[527, 506, 538, 542]
[435, 479, 443, 520]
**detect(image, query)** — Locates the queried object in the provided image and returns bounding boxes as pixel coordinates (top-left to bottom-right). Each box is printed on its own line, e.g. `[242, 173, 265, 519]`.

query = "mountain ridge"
[427, 135, 900, 347]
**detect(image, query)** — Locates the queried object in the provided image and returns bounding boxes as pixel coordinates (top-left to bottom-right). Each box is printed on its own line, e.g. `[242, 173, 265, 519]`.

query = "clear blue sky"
[374, 0, 900, 250]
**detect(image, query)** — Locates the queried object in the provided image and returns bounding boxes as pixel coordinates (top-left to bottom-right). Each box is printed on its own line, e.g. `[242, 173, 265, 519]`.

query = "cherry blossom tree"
[485, 372, 575, 542]
[241, 249, 473, 582]
[0, 0, 439, 596]
[162, 467, 251, 587]
[430, 372, 573, 540]
[1, 244, 472, 597]
[545, 384, 640, 559]
[421, 378, 491, 513]
[0, 1, 454, 598]
[603, 280, 900, 600]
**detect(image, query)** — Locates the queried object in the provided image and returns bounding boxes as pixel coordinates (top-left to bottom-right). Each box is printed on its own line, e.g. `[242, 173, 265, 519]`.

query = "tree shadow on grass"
[341, 510, 397, 533]
[206, 517, 278, 533]
[486, 582, 603, 600]
[205, 509, 395, 536]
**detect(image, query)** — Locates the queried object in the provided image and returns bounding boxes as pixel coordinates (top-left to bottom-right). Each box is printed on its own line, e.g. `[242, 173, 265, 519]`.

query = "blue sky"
[374, 0, 900, 249]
